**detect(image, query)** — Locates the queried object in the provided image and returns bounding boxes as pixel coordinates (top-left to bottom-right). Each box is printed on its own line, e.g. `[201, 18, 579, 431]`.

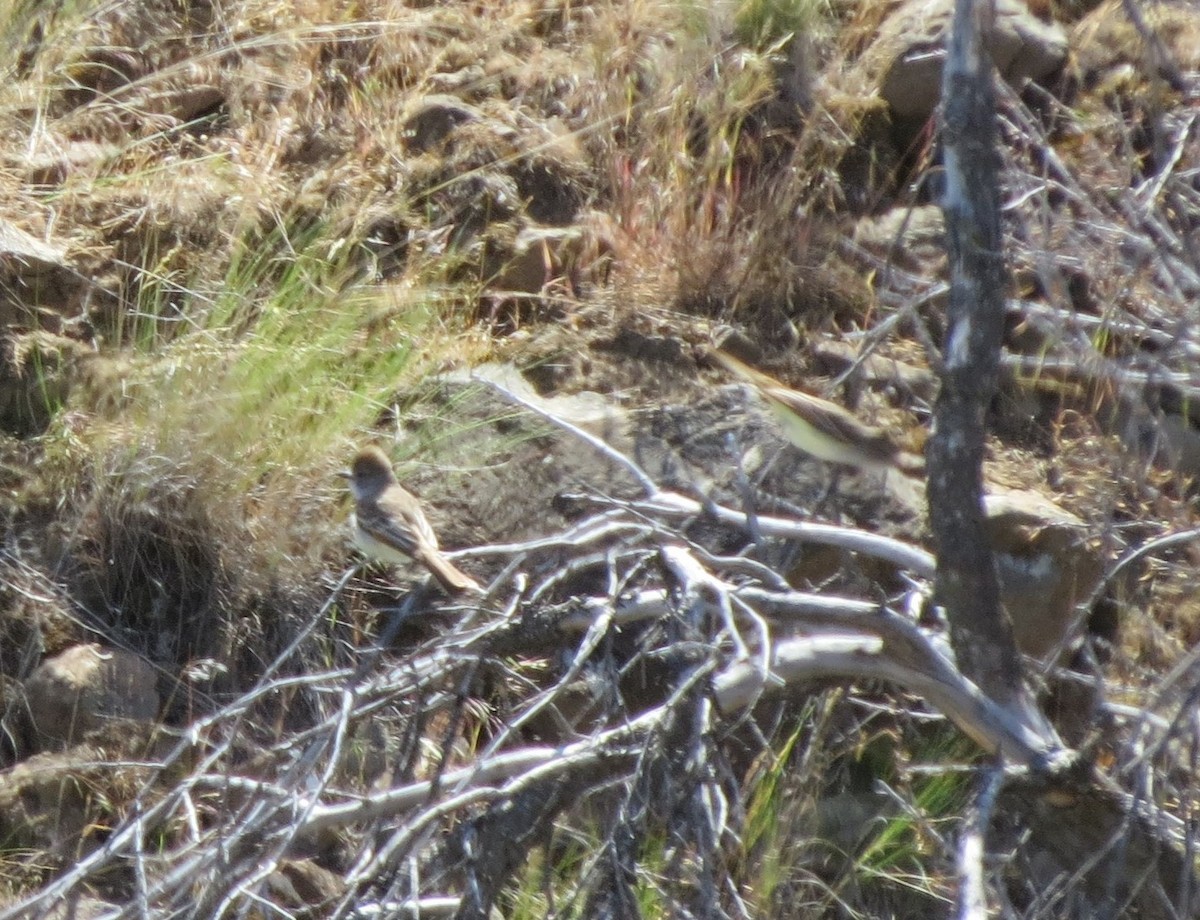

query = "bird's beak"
[337, 469, 352, 480]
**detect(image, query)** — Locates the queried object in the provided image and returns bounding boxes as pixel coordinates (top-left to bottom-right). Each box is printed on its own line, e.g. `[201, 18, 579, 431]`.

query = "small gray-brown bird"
[341, 447, 481, 595]
[711, 349, 924, 476]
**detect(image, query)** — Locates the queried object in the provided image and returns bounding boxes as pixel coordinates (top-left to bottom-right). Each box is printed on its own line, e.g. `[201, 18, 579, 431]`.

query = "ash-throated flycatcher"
[341, 447, 481, 595]
[711, 349, 924, 476]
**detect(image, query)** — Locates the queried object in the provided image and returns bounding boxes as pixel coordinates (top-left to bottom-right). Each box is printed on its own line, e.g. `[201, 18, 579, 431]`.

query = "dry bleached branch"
[7, 501, 1033, 918]
[264, 556, 1054, 847]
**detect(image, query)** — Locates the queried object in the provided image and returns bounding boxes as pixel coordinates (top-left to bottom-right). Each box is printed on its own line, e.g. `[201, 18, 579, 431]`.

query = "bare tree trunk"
[926, 11, 1200, 915]
[926, 0, 1042, 730]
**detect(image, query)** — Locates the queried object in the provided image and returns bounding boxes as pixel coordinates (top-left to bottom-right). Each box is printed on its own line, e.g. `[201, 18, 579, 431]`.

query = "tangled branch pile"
[1, 389, 1191, 918]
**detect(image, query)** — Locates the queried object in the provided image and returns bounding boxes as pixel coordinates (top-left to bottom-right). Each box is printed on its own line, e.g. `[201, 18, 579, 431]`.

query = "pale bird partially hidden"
[341, 447, 481, 595]
[711, 349, 925, 476]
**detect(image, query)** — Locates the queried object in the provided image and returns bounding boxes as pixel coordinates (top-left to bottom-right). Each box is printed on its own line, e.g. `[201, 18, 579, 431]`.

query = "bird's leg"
[812, 466, 842, 517]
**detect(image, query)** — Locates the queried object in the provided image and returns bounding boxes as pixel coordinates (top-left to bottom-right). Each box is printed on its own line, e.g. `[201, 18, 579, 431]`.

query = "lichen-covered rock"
[0, 220, 84, 330]
[862, 0, 1068, 120]
[22, 643, 160, 751]
[984, 489, 1105, 662]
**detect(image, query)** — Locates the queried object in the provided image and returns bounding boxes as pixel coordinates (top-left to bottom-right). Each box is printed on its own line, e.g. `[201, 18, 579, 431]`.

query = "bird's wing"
[715, 348, 897, 466]
[764, 385, 892, 456]
[359, 497, 439, 557]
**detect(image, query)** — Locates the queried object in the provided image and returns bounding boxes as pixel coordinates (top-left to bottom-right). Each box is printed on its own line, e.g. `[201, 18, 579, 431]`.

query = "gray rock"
[23, 643, 160, 750]
[984, 489, 1104, 663]
[863, 0, 1067, 120]
[402, 95, 482, 152]
[0, 218, 85, 328]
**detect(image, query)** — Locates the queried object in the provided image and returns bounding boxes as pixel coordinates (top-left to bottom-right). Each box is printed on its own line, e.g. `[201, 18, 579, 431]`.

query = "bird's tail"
[419, 549, 482, 595]
[710, 348, 785, 390]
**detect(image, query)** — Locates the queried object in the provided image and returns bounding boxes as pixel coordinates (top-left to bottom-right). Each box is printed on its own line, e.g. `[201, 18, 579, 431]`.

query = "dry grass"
[0, 0, 1198, 916]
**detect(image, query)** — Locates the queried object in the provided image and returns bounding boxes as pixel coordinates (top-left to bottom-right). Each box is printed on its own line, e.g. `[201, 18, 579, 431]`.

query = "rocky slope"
[1, 0, 1199, 916]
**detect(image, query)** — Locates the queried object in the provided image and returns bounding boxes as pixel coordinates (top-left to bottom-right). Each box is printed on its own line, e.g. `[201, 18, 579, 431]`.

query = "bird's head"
[341, 446, 398, 500]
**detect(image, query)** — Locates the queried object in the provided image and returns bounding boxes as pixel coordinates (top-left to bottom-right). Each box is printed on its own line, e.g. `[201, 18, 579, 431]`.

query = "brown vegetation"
[0, 0, 1198, 917]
